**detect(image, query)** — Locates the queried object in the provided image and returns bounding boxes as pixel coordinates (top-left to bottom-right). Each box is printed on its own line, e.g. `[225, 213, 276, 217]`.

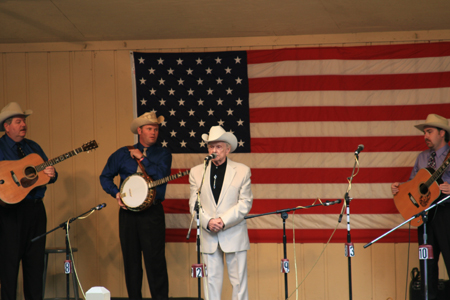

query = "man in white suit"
[189, 125, 253, 300]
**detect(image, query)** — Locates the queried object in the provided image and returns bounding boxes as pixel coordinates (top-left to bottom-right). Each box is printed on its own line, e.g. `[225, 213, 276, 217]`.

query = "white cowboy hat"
[0, 102, 33, 131]
[414, 114, 450, 134]
[130, 112, 164, 134]
[202, 125, 238, 152]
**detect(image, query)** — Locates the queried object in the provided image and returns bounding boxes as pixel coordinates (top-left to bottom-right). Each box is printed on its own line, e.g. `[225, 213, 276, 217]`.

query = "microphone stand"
[338, 152, 360, 300]
[364, 195, 450, 300]
[245, 200, 341, 300]
[187, 158, 211, 300]
[32, 203, 107, 300]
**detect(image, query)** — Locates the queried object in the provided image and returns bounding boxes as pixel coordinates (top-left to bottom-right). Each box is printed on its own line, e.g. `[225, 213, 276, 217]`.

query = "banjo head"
[120, 174, 151, 209]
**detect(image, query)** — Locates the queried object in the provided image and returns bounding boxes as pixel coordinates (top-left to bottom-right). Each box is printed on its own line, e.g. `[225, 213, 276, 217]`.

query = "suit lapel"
[217, 160, 236, 206]
[202, 163, 215, 202]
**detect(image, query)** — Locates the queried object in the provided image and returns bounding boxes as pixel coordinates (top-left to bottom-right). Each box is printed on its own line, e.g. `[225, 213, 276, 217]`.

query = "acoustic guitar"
[0, 140, 98, 205]
[393, 155, 450, 227]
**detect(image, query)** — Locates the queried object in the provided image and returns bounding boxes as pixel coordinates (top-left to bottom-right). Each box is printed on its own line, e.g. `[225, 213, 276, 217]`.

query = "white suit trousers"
[202, 246, 248, 300]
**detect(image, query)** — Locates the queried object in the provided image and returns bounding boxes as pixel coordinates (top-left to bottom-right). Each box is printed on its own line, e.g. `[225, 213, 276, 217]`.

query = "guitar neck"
[35, 146, 84, 172]
[150, 171, 189, 188]
[426, 156, 450, 186]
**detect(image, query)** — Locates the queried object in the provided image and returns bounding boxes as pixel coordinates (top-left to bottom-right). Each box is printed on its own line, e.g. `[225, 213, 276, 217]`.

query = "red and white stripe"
[164, 42, 450, 243]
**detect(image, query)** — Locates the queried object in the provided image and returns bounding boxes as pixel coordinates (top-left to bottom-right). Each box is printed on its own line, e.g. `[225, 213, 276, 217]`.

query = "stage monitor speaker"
[111, 298, 201, 300]
[86, 286, 111, 300]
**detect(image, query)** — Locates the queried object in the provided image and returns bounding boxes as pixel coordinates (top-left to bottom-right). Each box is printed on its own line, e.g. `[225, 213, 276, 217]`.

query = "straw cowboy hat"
[202, 125, 238, 152]
[130, 112, 164, 134]
[414, 114, 450, 134]
[0, 102, 33, 131]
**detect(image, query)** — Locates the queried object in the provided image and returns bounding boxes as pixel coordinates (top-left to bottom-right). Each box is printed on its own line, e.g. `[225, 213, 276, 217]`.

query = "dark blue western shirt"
[99, 143, 172, 203]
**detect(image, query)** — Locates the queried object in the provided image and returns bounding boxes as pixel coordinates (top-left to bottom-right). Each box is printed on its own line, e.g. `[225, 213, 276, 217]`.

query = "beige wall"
[1, 30, 449, 300]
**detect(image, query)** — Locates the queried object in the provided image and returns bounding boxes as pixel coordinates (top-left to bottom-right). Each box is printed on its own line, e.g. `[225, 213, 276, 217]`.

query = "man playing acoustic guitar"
[391, 113, 450, 300]
[0, 102, 57, 300]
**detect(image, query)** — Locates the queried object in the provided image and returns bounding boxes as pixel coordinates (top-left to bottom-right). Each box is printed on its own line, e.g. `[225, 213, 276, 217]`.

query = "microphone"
[323, 199, 342, 206]
[354, 144, 364, 155]
[95, 203, 107, 210]
[204, 153, 217, 161]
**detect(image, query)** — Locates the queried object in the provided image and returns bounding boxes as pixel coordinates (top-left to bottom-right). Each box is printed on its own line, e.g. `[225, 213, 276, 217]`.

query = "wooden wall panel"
[0, 32, 447, 299]
[26, 52, 58, 298]
[115, 51, 135, 145]
[352, 243, 374, 299]
[254, 243, 280, 299]
[373, 243, 397, 299]
[4, 53, 27, 104]
[0, 54, 4, 105]
[48, 51, 76, 297]
[93, 50, 128, 297]
[395, 243, 420, 300]
[325, 244, 349, 300]
[166, 243, 191, 298]
[24, 53, 50, 142]
[303, 243, 327, 299]
[71, 50, 100, 295]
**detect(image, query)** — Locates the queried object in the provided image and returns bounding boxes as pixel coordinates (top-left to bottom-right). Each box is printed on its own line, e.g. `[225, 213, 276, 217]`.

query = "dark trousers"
[119, 203, 169, 300]
[418, 204, 450, 300]
[0, 199, 46, 300]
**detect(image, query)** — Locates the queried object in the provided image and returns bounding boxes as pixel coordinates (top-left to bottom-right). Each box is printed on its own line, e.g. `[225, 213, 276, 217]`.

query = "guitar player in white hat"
[100, 111, 171, 300]
[391, 113, 450, 300]
[0, 102, 57, 300]
[189, 125, 253, 300]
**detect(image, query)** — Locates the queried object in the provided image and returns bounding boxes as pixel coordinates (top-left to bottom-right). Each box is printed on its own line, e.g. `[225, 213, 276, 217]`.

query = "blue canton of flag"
[133, 51, 250, 153]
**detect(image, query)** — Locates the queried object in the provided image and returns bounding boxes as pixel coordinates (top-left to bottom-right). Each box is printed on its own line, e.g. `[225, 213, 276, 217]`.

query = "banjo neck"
[149, 170, 190, 188]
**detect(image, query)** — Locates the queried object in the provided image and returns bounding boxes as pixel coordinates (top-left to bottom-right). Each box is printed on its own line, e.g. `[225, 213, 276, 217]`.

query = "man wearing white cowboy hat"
[100, 111, 171, 300]
[391, 113, 450, 300]
[0, 102, 58, 300]
[189, 125, 253, 300]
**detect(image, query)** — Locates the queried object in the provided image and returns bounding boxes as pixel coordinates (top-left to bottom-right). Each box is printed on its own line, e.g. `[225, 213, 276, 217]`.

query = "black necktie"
[427, 151, 436, 169]
[16, 142, 26, 158]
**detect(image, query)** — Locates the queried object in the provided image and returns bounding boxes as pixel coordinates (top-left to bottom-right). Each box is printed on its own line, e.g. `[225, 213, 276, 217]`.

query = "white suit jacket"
[189, 158, 253, 254]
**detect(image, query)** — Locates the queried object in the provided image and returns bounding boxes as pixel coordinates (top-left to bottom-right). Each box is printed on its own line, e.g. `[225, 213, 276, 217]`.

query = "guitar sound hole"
[419, 183, 429, 195]
[24, 166, 37, 179]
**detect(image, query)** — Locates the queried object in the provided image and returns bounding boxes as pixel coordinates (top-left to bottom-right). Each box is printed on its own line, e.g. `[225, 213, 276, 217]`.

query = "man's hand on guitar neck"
[391, 182, 400, 195]
[439, 182, 450, 194]
[43, 166, 56, 178]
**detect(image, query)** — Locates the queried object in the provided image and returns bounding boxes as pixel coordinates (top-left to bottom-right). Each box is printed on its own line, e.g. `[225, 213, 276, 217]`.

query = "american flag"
[133, 51, 250, 153]
[132, 42, 450, 244]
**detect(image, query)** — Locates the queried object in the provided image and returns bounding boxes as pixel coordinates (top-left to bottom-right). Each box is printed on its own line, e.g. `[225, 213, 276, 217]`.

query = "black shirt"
[210, 158, 227, 204]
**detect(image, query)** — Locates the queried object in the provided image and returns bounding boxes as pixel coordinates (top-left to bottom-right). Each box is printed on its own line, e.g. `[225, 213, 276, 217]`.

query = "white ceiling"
[1, 0, 450, 44]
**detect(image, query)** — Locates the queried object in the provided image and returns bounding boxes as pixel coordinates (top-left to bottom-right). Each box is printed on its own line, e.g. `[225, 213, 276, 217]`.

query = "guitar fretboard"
[35, 147, 83, 172]
[425, 157, 450, 187]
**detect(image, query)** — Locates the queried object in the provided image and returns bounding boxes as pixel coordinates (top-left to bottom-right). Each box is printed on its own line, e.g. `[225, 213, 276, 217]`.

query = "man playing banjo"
[100, 112, 172, 300]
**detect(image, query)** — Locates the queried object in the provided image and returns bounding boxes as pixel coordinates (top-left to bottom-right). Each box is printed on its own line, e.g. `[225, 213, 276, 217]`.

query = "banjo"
[120, 170, 190, 212]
